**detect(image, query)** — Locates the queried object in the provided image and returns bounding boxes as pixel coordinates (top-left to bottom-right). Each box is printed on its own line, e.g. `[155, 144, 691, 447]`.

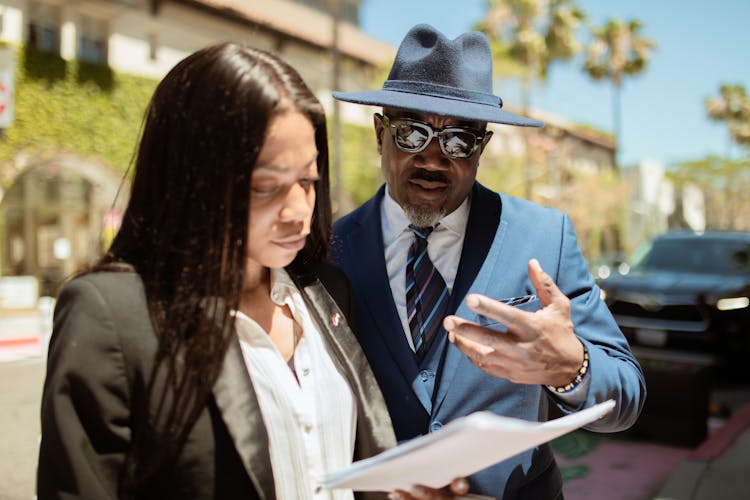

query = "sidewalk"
[553, 431, 690, 500]
[0, 304, 52, 362]
[655, 401, 750, 499]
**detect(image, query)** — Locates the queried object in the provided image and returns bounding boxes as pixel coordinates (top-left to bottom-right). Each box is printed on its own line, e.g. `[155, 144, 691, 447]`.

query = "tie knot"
[408, 224, 434, 240]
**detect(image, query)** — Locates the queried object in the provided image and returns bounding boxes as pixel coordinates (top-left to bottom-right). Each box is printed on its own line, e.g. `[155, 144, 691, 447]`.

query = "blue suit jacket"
[331, 183, 646, 499]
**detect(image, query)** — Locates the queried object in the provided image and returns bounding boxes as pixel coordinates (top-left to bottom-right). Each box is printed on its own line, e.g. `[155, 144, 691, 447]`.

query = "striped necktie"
[405, 225, 450, 361]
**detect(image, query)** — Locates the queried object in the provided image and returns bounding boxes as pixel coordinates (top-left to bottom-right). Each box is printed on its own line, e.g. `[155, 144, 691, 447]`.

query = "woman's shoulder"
[63, 269, 142, 293]
[54, 270, 157, 361]
[58, 270, 147, 315]
[69, 269, 141, 285]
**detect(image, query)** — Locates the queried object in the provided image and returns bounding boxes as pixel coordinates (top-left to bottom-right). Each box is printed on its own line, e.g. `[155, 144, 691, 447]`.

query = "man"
[330, 24, 645, 499]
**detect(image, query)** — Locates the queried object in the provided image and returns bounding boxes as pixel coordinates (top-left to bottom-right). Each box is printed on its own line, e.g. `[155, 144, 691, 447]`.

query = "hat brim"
[332, 90, 543, 128]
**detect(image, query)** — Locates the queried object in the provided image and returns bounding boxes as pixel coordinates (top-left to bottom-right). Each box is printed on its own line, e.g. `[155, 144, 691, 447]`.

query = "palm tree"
[670, 155, 750, 230]
[583, 19, 655, 168]
[706, 84, 750, 150]
[477, 0, 585, 199]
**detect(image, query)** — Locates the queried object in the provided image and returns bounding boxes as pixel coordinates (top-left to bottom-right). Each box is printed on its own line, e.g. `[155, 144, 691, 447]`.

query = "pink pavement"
[555, 438, 691, 499]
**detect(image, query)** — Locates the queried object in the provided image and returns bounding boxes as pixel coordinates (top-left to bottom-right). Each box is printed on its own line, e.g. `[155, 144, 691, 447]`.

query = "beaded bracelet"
[546, 345, 590, 394]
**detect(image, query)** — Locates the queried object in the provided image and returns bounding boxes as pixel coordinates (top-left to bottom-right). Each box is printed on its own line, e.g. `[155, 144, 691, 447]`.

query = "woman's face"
[246, 110, 319, 271]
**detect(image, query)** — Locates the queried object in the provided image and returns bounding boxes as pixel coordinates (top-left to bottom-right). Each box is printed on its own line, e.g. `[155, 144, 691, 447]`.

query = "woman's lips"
[274, 236, 307, 250]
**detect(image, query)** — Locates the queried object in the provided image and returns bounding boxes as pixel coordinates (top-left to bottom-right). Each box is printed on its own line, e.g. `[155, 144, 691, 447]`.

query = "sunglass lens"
[440, 130, 476, 158]
[393, 122, 429, 152]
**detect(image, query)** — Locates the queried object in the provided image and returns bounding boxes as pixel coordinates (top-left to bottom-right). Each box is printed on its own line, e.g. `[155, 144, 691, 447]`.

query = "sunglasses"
[378, 113, 491, 159]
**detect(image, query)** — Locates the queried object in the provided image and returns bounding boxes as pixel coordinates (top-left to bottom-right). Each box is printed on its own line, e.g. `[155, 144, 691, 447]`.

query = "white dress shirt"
[235, 268, 356, 500]
[380, 187, 589, 401]
[382, 186, 469, 350]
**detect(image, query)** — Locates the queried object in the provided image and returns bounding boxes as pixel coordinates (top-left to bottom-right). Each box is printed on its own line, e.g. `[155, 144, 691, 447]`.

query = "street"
[1, 357, 44, 500]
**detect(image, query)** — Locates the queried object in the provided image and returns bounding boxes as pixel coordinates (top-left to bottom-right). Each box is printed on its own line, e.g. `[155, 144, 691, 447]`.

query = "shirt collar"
[382, 185, 471, 242]
[269, 267, 297, 306]
[234, 268, 298, 343]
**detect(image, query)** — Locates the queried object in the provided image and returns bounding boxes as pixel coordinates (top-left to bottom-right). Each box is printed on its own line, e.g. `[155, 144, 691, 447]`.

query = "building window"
[78, 15, 108, 64]
[28, 2, 61, 53]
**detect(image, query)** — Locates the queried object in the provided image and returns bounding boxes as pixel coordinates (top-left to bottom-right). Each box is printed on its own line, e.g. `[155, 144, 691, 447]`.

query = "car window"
[633, 238, 750, 274]
[732, 246, 750, 270]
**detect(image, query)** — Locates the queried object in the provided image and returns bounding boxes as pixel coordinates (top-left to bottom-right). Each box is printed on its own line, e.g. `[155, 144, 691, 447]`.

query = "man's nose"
[414, 136, 449, 170]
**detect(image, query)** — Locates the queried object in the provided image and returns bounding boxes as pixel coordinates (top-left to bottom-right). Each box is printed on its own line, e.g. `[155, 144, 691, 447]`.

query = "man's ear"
[479, 129, 494, 154]
[373, 113, 384, 155]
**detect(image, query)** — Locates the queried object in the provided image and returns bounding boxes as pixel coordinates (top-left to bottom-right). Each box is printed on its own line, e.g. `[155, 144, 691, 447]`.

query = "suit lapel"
[289, 270, 397, 460]
[433, 184, 504, 412]
[347, 189, 432, 412]
[213, 338, 276, 500]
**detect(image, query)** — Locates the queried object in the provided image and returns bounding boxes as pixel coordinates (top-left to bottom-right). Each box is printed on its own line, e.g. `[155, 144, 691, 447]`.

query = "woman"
[36, 43, 460, 500]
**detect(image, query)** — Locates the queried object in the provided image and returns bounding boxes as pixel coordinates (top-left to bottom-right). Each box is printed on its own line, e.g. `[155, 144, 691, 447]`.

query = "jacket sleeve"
[37, 277, 133, 499]
[552, 214, 647, 431]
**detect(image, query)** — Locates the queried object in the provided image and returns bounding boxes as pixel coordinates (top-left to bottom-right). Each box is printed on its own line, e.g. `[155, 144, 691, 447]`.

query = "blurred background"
[0, 1, 748, 499]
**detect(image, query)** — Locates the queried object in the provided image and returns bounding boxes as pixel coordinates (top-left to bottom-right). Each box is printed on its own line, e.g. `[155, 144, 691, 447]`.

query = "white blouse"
[235, 268, 356, 500]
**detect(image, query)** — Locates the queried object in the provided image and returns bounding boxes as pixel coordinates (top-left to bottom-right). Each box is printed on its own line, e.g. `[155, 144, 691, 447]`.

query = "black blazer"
[37, 262, 396, 499]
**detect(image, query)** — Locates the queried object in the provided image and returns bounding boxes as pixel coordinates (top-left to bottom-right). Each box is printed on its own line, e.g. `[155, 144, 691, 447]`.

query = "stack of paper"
[324, 399, 615, 492]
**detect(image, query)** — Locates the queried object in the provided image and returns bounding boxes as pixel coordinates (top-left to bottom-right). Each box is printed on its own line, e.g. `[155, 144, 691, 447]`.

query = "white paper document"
[323, 399, 615, 492]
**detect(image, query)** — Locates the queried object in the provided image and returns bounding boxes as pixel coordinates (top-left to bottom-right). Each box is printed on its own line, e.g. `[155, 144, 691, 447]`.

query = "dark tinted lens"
[440, 129, 477, 158]
[393, 121, 430, 151]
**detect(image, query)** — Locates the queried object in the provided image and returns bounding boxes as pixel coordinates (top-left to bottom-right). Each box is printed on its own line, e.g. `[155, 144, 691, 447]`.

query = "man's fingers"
[528, 258, 566, 308]
[449, 477, 470, 495]
[444, 317, 497, 355]
[458, 293, 528, 329]
[443, 315, 506, 369]
[443, 314, 511, 344]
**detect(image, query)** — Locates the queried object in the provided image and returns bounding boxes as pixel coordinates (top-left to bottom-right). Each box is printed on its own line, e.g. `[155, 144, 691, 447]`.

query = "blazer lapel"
[433, 184, 504, 413]
[289, 270, 397, 460]
[347, 189, 432, 412]
[213, 337, 276, 500]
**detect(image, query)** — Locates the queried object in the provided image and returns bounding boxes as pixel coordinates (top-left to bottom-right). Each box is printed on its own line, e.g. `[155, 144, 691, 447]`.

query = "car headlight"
[617, 262, 630, 275]
[716, 297, 750, 311]
[597, 265, 611, 280]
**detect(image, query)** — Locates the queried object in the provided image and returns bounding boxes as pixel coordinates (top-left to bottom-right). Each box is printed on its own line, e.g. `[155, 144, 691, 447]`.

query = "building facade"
[0, 0, 393, 298]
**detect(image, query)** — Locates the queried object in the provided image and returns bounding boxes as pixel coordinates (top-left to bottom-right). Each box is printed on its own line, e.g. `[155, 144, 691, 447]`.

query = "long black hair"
[94, 43, 331, 493]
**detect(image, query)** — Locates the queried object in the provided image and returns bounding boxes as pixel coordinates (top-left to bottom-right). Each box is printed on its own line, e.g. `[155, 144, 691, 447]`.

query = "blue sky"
[359, 0, 750, 168]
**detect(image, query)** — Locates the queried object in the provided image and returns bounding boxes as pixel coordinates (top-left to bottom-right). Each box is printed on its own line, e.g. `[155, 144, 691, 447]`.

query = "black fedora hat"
[333, 24, 543, 127]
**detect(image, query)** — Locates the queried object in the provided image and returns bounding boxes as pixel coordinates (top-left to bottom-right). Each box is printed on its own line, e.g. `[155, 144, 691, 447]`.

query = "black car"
[598, 231, 750, 362]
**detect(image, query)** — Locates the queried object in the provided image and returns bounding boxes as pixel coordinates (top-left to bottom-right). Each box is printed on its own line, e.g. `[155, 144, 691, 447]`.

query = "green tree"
[583, 19, 656, 168]
[476, 0, 585, 198]
[0, 45, 156, 188]
[666, 84, 750, 231]
[333, 120, 382, 216]
[668, 155, 750, 231]
[706, 83, 750, 150]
